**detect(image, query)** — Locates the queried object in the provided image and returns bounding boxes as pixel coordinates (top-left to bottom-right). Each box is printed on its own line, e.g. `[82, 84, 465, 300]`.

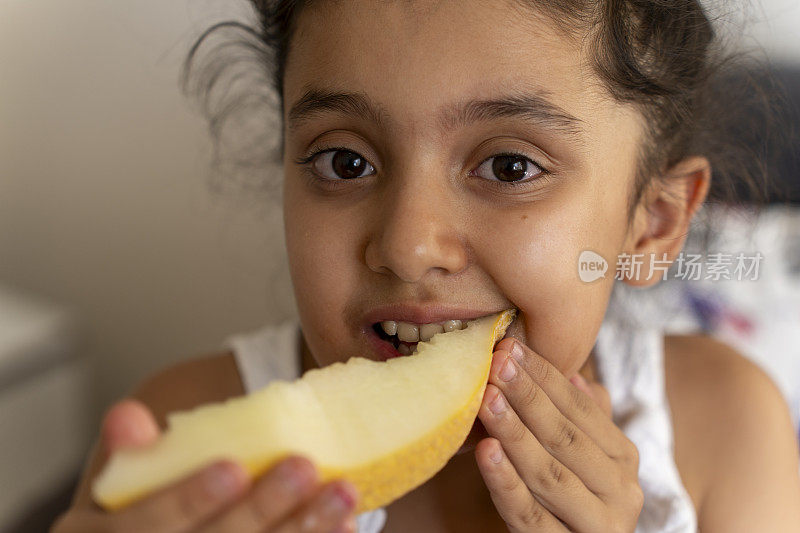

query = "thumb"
[99, 399, 160, 466]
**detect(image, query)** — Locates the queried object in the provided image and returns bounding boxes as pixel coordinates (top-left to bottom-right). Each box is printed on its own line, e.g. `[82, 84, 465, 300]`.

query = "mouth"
[364, 308, 520, 361]
[366, 316, 476, 361]
[367, 322, 421, 361]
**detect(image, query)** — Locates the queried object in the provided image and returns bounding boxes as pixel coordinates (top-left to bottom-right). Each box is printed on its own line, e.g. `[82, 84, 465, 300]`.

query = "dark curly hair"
[182, 0, 789, 216]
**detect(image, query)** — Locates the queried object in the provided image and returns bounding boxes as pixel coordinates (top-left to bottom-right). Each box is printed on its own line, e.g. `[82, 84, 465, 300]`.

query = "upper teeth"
[380, 319, 465, 342]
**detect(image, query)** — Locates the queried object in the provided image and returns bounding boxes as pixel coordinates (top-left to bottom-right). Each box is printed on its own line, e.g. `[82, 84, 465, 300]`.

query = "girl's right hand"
[52, 399, 359, 533]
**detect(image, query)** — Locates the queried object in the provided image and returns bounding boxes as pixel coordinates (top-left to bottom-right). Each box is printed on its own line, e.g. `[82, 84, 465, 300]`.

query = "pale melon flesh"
[92, 309, 516, 513]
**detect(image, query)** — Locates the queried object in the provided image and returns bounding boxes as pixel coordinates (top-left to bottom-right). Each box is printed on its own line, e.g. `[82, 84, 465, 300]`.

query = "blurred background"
[0, 0, 798, 531]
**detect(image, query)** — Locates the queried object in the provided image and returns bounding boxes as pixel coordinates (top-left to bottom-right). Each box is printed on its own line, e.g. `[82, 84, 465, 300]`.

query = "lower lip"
[365, 327, 417, 361]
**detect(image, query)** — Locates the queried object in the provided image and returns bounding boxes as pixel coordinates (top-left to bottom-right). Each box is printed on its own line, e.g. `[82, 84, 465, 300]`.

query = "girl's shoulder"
[663, 334, 800, 529]
[131, 351, 244, 430]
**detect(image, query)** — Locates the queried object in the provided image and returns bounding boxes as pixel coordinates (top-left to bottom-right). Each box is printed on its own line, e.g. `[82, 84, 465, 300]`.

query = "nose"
[364, 171, 468, 283]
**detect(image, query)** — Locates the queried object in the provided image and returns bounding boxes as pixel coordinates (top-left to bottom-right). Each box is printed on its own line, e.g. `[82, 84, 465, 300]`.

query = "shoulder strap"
[221, 320, 301, 393]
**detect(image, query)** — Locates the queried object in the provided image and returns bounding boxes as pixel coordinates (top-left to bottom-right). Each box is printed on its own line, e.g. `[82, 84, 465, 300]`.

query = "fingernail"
[570, 374, 592, 396]
[570, 373, 586, 386]
[323, 483, 357, 514]
[203, 461, 243, 499]
[331, 515, 357, 533]
[498, 356, 517, 382]
[510, 341, 524, 364]
[488, 390, 507, 415]
[276, 458, 315, 493]
[489, 445, 504, 464]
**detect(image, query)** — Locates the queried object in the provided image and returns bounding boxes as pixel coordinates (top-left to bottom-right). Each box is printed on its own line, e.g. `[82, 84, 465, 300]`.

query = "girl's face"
[282, 0, 644, 379]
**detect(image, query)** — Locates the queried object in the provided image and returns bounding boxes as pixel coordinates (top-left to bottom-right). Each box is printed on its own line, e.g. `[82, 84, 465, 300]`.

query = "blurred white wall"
[0, 0, 297, 431]
[749, 0, 800, 64]
[0, 0, 797, 449]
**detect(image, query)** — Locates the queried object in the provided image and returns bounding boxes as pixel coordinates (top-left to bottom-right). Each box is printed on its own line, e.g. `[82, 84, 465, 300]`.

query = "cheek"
[474, 189, 624, 374]
[283, 184, 358, 365]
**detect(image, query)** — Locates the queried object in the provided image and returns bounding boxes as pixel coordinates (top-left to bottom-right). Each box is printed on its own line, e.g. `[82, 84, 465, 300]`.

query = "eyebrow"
[287, 86, 584, 140]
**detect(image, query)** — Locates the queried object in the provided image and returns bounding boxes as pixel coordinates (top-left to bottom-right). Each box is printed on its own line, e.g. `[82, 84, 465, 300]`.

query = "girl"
[54, 1, 800, 531]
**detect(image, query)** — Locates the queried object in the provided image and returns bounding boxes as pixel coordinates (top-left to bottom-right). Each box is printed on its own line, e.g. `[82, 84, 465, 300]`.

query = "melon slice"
[92, 309, 516, 513]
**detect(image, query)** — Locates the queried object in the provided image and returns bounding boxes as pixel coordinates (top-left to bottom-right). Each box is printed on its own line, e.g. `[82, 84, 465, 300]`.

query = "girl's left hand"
[475, 337, 643, 533]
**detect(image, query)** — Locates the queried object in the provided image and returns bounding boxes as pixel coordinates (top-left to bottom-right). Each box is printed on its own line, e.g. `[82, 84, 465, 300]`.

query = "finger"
[338, 515, 358, 533]
[571, 373, 613, 418]
[569, 372, 598, 404]
[272, 480, 358, 533]
[490, 350, 619, 495]
[475, 437, 569, 533]
[52, 508, 115, 533]
[198, 456, 318, 533]
[114, 459, 249, 533]
[100, 399, 160, 465]
[479, 384, 606, 532]
[495, 337, 629, 458]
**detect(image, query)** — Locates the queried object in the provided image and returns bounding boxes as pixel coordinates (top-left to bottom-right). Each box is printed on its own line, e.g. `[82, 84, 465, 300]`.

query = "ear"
[621, 156, 711, 287]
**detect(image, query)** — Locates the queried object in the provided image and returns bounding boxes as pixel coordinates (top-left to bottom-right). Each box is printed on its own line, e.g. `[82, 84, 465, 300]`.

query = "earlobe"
[622, 156, 711, 287]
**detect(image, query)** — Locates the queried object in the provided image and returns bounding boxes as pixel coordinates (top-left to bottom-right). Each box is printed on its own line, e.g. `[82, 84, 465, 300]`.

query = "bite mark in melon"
[92, 309, 516, 513]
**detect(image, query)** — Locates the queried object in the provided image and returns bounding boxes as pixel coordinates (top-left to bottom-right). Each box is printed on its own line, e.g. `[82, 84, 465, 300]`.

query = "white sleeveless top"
[222, 283, 697, 532]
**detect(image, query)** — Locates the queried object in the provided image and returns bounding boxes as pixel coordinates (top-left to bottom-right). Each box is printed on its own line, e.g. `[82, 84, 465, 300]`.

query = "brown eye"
[493, 155, 528, 181]
[474, 154, 543, 184]
[312, 149, 375, 180]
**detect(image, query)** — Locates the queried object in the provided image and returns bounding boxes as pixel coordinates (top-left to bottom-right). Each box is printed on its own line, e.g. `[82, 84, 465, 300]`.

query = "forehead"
[283, 0, 616, 139]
